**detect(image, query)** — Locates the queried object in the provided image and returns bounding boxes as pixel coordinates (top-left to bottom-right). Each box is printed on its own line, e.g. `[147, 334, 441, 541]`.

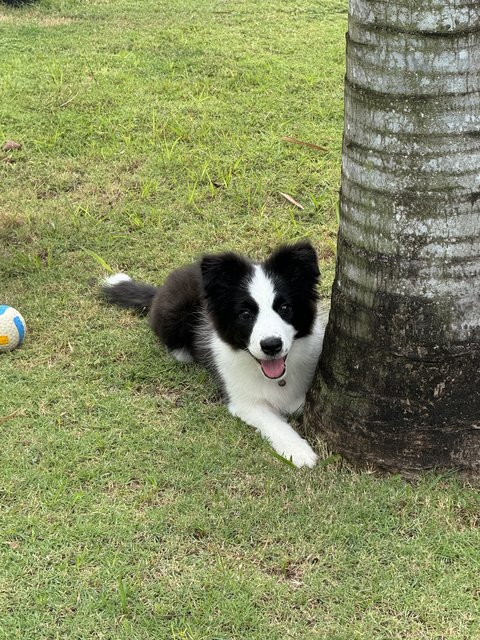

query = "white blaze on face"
[247, 265, 295, 366]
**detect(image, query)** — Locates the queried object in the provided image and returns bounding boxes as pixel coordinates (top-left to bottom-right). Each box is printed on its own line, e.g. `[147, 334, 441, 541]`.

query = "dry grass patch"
[0, 11, 75, 26]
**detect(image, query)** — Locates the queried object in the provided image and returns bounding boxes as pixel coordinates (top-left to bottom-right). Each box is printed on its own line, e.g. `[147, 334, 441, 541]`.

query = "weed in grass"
[117, 576, 129, 616]
[81, 248, 113, 273]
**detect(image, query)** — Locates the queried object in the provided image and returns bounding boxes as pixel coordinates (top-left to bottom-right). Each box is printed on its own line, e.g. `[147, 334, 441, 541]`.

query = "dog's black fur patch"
[149, 263, 204, 356]
[201, 253, 256, 351]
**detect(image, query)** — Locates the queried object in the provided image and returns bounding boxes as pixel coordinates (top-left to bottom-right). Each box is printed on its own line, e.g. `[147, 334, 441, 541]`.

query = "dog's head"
[201, 241, 320, 379]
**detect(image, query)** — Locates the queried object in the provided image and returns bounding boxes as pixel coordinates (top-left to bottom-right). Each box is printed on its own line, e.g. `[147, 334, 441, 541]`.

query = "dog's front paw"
[274, 436, 318, 468]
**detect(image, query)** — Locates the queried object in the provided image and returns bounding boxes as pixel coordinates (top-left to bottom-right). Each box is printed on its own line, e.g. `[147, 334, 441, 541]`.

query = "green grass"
[1, 1, 479, 638]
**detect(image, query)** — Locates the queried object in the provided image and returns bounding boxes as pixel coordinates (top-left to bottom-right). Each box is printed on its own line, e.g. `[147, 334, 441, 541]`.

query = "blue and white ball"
[0, 305, 26, 352]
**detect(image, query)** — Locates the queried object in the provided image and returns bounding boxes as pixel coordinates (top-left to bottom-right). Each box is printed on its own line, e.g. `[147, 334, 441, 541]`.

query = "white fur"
[170, 348, 194, 363]
[104, 273, 131, 286]
[247, 266, 295, 362]
[209, 277, 326, 468]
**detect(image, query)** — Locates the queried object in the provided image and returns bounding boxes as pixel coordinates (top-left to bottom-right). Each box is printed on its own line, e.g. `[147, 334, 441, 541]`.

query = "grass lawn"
[1, 0, 479, 638]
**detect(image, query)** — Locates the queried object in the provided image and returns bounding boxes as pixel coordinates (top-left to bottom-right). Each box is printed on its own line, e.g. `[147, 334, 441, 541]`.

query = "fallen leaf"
[0, 410, 22, 425]
[281, 136, 328, 152]
[3, 140, 22, 151]
[279, 192, 304, 210]
[4, 541, 20, 551]
[58, 93, 79, 108]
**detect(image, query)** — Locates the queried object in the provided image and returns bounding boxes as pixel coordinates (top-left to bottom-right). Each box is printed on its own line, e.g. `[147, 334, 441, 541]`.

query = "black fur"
[101, 279, 157, 315]
[263, 241, 320, 338]
[148, 264, 204, 356]
[201, 253, 256, 351]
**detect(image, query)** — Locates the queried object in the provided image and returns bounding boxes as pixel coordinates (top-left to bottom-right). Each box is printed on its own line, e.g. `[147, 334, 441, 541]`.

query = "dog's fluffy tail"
[101, 273, 157, 315]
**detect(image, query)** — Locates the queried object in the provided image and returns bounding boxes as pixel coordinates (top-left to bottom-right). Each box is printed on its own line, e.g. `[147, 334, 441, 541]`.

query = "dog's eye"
[239, 309, 252, 320]
[279, 303, 291, 315]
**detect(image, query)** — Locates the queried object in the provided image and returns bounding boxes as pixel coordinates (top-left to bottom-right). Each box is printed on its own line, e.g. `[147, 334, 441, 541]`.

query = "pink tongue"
[260, 357, 286, 379]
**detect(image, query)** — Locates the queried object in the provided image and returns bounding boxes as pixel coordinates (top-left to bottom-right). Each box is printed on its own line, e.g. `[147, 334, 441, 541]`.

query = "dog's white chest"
[210, 311, 325, 416]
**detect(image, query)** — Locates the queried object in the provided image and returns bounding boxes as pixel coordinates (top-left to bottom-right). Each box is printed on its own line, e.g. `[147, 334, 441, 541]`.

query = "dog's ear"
[264, 241, 320, 286]
[200, 252, 252, 301]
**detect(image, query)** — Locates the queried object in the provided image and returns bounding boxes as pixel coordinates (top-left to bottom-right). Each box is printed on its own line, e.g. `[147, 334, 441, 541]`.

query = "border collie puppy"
[101, 241, 327, 468]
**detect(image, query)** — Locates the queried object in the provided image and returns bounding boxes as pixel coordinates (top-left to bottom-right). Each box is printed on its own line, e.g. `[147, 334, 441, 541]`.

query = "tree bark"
[305, 0, 480, 480]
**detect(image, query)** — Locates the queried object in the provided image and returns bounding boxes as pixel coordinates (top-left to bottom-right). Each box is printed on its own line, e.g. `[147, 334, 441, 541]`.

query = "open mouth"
[257, 356, 287, 380]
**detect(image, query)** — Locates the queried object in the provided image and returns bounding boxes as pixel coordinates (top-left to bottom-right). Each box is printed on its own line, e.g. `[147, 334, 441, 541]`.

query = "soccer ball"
[0, 305, 26, 352]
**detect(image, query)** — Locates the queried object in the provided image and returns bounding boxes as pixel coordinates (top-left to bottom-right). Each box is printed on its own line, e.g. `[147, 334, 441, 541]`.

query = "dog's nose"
[260, 337, 283, 356]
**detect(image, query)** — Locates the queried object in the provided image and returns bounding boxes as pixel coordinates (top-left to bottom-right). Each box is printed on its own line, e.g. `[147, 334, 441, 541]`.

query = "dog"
[101, 241, 327, 468]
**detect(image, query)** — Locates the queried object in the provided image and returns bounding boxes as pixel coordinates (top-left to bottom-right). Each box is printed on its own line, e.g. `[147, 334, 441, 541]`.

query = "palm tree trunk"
[305, 0, 480, 480]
